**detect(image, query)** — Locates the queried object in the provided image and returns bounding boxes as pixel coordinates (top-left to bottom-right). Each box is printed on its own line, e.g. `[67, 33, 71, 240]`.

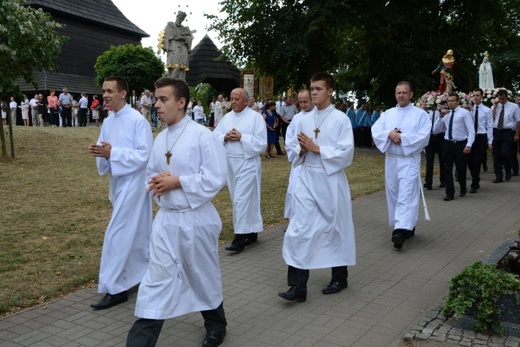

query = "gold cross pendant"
[165, 151, 172, 165]
[314, 128, 320, 138]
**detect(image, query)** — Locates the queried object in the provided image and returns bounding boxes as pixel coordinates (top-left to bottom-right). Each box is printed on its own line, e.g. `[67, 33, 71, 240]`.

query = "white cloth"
[472, 104, 493, 144]
[479, 61, 494, 90]
[213, 107, 267, 234]
[193, 105, 204, 121]
[95, 104, 153, 294]
[135, 116, 227, 319]
[282, 105, 356, 269]
[214, 100, 224, 126]
[372, 103, 431, 230]
[283, 110, 308, 219]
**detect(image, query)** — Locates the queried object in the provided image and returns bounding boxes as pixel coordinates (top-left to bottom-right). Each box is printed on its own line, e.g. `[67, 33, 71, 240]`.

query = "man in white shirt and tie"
[491, 89, 520, 183]
[433, 92, 475, 201]
[467, 88, 492, 193]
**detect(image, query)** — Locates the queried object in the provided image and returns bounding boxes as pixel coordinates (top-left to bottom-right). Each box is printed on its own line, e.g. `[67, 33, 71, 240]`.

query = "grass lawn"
[0, 125, 386, 316]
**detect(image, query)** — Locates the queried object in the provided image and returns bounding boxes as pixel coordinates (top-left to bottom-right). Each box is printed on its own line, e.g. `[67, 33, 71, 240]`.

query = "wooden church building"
[17, 0, 148, 95]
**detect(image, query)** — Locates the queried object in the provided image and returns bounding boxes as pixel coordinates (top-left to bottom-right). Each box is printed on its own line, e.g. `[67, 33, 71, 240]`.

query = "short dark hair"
[497, 89, 508, 97]
[448, 92, 459, 101]
[154, 77, 190, 112]
[310, 72, 335, 90]
[105, 76, 129, 95]
[473, 88, 483, 95]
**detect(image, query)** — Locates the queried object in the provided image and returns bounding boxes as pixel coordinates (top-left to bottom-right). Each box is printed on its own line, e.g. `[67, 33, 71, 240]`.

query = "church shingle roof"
[187, 35, 240, 93]
[24, 0, 148, 37]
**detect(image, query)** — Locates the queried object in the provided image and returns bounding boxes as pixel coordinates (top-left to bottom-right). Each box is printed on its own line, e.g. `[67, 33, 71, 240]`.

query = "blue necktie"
[448, 110, 455, 140]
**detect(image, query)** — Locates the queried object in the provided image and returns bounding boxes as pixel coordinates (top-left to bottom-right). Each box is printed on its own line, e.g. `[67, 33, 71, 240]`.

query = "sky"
[111, 0, 224, 55]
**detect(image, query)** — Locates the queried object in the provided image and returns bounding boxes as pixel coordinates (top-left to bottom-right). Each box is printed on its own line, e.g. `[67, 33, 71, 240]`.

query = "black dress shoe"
[470, 188, 477, 194]
[439, 183, 446, 188]
[405, 228, 415, 239]
[506, 173, 512, 181]
[90, 291, 128, 309]
[225, 244, 244, 252]
[493, 178, 503, 183]
[423, 183, 432, 190]
[443, 195, 454, 201]
[278, 286, 307, 302]
[202, 329, 226, 347]
[460, 191, 466, 197]
[322, 280, 348, 294]
[244, 233, 258, 245]
[391, 229, 406, 249]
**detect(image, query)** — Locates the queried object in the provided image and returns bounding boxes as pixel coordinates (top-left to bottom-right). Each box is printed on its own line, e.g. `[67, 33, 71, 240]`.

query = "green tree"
[0, 0, 67, 159]
[209, 0, 520, 106]
[94, 44, 165, 93]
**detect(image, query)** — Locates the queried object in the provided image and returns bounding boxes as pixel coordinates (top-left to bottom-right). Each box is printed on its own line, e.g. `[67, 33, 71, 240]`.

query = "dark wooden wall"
[53, 15, 143, 77]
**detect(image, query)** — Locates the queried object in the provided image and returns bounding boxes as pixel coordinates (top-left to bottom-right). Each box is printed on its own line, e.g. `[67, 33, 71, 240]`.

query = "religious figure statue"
[432, 49, 456, 94]
[479, 51, 495, 90]
[162, 11, 194, 81]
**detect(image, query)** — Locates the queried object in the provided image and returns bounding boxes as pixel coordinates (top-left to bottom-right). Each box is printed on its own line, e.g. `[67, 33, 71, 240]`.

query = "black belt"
[494, 128, 514, 131]
[445, 139, 467, 144]
[431, 133, 445, 137]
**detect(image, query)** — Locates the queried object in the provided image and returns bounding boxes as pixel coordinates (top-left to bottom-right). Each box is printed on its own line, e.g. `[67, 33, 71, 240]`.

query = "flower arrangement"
[482, 87, 513, 106]
[416, 91, 471, 111]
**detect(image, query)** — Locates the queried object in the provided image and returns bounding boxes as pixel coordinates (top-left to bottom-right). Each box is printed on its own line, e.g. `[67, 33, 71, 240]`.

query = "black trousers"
[61, 107, 71, 127]
[280, 120, 290, 144]
[126, 302, 226, 347]
[492, 129, 515, 180]
[467, 134, 487, 189]
[78, 108, 87, 127]
[443, 140, 467, 197]
[287, 265, 348, 287]
[424, 133, 445, 186]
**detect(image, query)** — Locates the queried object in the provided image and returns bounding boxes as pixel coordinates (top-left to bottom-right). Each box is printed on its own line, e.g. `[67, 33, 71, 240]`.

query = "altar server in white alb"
[88, 76, 153, 309]
[372, 81, 431, 250]
[284, 89, 314, 219]
[279, 72, 356, 303]
[213, 88, 267, 252]
[127, 78, 228, 347]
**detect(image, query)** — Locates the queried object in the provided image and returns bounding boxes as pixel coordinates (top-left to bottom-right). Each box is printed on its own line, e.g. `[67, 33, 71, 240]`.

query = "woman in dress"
[21, 95, 30, 126]
[90, 95, 100, 127]
[262, 101, 278, 158]
[47, 89, 59, 127]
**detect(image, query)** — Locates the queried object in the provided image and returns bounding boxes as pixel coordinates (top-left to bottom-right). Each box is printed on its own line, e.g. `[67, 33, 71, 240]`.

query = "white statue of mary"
[479, 51, 494, 89]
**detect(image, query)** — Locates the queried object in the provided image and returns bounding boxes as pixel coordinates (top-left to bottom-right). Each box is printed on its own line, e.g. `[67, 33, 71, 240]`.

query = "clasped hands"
[224, 128, 242, 142]
[297, 132, 319, 157]
[388, 129, 401, 144]
[147, 172, 180, 198]
[88, 141, 112, 158]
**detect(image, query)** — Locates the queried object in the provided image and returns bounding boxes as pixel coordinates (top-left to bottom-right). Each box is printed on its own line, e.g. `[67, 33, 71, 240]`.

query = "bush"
[443, 261, 520, 335]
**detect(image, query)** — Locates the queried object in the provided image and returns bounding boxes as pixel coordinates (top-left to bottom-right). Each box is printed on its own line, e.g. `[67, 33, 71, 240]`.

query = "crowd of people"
[15, 70, 513, 347]
[1, 88, 110, 127]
